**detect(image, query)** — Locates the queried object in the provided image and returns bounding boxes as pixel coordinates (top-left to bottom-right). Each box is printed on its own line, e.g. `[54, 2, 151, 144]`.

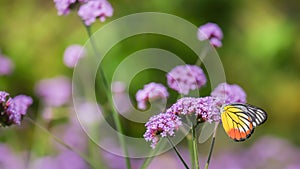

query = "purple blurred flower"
[0, 91, 32, 127]
[112, 81, 131, 114]
[53, 0, 76, 15]
[207, 136, 300, 169]
[78, 0, 113, 26]
[211, 82, 246, 105]
[35, 76, 71, 107]
[32, 151, 88, 169]
[0, 53, 14, 75]
[167, 65, 207, 95]
[31, 157, 58, 169]
[61, 118, 88, 151]
[112, 81, 126, 93]
[198, 22, 223, 48]
[166, 97, 220, 123]
[144, 112, 182, 148]
[56, 151, 88, 169]
[101, 138, 143, 169]
[0, 144, 25, 169]
[136, 82, 169, 110]
[63, 44, 86, 68]
[147, 153, 183, 169]
[241, 136, 300, 169]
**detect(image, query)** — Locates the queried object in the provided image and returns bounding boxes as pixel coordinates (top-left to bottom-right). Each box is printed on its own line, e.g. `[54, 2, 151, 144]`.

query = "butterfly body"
[221, 103, 267, 142]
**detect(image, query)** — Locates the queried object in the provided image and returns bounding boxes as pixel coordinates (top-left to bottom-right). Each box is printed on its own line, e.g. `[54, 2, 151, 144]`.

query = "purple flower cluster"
[167, 65, 207, 95]
[0, 52, 14, 75]
[63, 44, 86, 68]
[211, 82, 246, 105]
[198, 22, 223, 48]
[166, 97, 220, 123]
[54, 0, 113, 25]
[78, 0, 113, 26]
[136, 82, 169, 110]
[144, 112, 182, 148]
[0, 91, 32, 127]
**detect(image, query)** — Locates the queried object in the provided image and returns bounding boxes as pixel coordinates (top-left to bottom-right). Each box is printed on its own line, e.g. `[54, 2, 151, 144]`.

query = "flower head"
[166, 96, 220, 123]
[198, 22, 223, 48]
[136, 82, 169, 110]
[63, 44, 86, 68]
[35, 76, 71, 107]
[0, 53, 14, 75]
[144, 112, 182, 148]
[53, 0, 77, 15]
[0, 91, 32, 127]
[78, 0, 113, 26]
[167, 65, 207, 95]
[211, 82, 246, 105]
[194, 96, 220, 123]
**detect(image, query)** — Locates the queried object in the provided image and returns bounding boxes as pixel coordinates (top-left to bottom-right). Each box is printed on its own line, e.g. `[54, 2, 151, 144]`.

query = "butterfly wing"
[243, 104, 267, 127]
[221, 104, 267, 142]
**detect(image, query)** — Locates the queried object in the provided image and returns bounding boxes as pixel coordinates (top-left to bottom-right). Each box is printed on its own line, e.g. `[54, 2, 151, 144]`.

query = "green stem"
[187, 134, 195, 169]
[192, 125, 200, 169]
[205, 122, 219, 169]
[84, 25, 131, 169]
[26, 116, 97, 168]
[167, 137, 189, 169]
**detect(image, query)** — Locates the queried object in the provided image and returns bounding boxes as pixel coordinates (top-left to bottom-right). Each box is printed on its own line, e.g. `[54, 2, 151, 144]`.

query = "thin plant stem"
[205, 122, 219, 169]
[84, 25, 131, 169]
[167, 137, 190, 169]
[192, 124, 200, 169]
[187, 134, 195, 169]
[26, 116, 98, 168]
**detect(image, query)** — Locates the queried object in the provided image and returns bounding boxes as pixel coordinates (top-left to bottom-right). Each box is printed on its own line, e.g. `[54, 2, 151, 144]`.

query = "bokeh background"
[0, 0, 300, 168]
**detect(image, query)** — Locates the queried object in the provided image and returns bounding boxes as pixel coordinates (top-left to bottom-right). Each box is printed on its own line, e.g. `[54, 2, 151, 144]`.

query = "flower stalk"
[192, 124, 200, 169]
[205, 122, 219, 169]
[167, 137, 190, 169]
[84, 25, 131, 169]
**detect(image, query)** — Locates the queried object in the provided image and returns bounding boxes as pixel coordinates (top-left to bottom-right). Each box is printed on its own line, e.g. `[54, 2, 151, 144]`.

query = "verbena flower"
[211, 82, 246, 105]
[78, 0, 113, 26]
[166, 96, 220, 123]
[53, 0, 76, 15]
[63, 44, 86, 68]
[0, 91, 33, 127]
[167, 65, 207, 95]
[35, 76, 71, 107]
[198, 22, 223, 48]
[0, 53, 14, 75]
[136, 82, 169, 110]
[144, 112, 182, 148]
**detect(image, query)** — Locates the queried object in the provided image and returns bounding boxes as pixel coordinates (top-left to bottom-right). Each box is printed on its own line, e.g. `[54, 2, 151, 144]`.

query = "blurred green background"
[0, 0, 300, 153]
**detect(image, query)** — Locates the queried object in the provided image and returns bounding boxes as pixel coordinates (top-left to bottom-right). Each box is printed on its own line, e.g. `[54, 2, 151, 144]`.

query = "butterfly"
[220, 103, 267, 141]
